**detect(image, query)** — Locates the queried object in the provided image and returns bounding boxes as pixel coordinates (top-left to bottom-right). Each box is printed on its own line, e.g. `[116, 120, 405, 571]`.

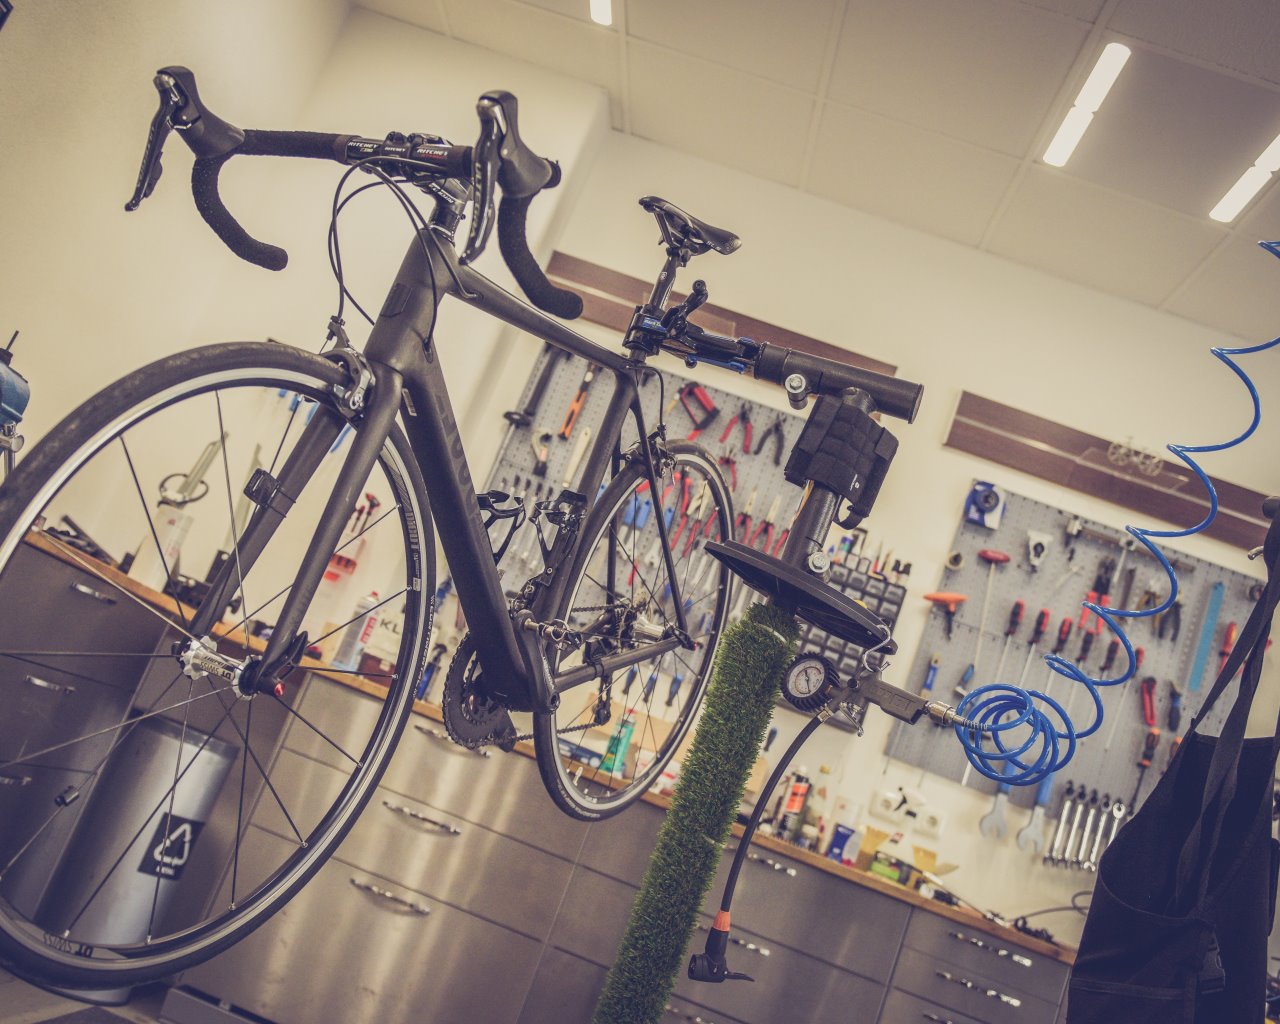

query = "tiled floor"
[0, 969, 166, 1024]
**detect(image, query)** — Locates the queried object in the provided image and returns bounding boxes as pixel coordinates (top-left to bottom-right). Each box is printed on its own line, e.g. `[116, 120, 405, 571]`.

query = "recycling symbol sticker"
[138, 814, 204, 880]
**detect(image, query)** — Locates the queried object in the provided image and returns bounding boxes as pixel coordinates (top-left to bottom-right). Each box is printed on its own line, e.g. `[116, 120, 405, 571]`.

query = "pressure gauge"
[781, 654, 839, 713]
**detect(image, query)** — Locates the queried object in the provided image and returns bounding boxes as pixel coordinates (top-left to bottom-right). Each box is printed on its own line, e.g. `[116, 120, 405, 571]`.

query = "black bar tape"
[497, 194, 583, 320]
[190, 129, 349, 271]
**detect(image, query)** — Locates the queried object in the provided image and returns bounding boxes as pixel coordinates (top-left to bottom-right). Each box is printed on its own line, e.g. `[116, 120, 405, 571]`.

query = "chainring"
[440, 632, 517, 750]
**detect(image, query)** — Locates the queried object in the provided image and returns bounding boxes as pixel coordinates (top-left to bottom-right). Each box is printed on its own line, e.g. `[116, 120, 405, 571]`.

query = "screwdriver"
[1015, 608, 1050, 687]
[1102, 646, 1149, 752]
[1041, 617, 1073, 702]
[992, 600, 1025, 681]
[1129, 727, 1161, 815]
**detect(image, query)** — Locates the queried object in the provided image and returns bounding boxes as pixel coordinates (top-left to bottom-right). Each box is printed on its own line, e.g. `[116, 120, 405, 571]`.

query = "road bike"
[0, 67, 921, 988]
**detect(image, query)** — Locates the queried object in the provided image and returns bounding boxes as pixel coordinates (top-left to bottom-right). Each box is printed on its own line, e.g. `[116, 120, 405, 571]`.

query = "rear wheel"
[0, 342, 433, 987]
[532, 443, 733, 820]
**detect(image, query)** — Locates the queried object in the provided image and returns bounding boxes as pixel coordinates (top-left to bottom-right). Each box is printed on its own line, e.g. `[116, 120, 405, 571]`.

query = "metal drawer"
[903, 909, 1070, 1002]
[186, 825, 542, 1024]
[878, 988, 986, 1024]
[705, 838, 910, 983]
[254, 748, 574, 938]
[285, 675, 590, 859]
[577, 795, 667, 883]
[891, 947, 1060, 1024]
[549, 865, 885, 1024]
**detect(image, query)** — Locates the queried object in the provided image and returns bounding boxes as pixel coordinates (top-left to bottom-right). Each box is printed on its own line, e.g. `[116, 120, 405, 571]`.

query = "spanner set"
[1040, 781, 1126, 870]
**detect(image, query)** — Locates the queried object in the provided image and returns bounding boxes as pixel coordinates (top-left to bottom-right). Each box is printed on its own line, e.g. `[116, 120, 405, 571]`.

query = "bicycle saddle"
[640, 196, 741, 256]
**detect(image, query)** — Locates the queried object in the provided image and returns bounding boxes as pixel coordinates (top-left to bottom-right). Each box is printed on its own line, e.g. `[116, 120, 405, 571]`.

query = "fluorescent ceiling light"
[1210, 164, 1274, 222]
[1043, 43, 1131, 168]
[589, 0, 612, 26]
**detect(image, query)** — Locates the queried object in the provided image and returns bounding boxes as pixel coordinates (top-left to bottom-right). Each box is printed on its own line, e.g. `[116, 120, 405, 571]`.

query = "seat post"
[646, 245, 691, 310]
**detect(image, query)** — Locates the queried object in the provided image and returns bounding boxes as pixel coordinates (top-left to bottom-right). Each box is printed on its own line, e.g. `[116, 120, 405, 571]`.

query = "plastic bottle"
[600, 710, 637, 775]
[778, 766, 811, 842]
[331, 591, 380, 671]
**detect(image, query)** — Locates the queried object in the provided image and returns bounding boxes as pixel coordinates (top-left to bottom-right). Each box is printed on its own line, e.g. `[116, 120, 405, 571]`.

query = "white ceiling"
[358, 0, 1280, 343]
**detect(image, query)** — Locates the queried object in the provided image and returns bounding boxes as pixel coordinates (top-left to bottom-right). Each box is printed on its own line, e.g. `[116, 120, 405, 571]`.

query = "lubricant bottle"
[600, 710, 637, 774]
[778, 766, 812, 843]
[331, 590, 380, 671]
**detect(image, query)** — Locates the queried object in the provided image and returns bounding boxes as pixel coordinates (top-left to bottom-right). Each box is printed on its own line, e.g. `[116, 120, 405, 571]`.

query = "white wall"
[557, 132, 1279, 944]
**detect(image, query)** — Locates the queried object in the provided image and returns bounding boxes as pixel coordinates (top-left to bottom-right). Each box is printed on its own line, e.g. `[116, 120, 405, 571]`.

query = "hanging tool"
[918, 655, 940, 698]
[1026, 530, 1052, 572]
[1072, 790, 1100, 869]
[1102, 799, 1125, 853]
[558, 361, 600, 441]
[665, 672, 686, 707]
[1168, 681, 1183, 732]
[1081, 794, 1112, 872]
[753, 415, 786, 466]
[1157, 598, 1182, 641]
[971, 548, 1011, 676]
[1100, 648, 1148, 752]
[717, 404, 753, 453]
[1139, 676, 1157, 727]
[530, 426, 553, 477]
[978, 761, 1015, 840]
[1016, 608, 1050, 687]
[1016, 774, 1054, 854]
[923, 592, 967, 640]
[746, 495, 782, 552]
[503, 344, 564, 431]
[1040, 617, 1074, 701]
[158, 432, 229, 507]
[1185, 581, 1225, 692]
[733, 488, 757, 543]
[1044, 781, 1074, 866]
[677, 382, 719, 440]
[1129, 728, 1161, 814]
[717, 453, 738, 491]
[1057, 788, 1088, 866]
[562, 427, 592, 487]
[992, 600, 1025, 681]
[1217, 620, 1239, 678]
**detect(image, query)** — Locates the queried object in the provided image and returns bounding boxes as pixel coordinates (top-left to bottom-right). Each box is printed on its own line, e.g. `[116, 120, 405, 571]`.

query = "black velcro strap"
[783, 395, 897, 520]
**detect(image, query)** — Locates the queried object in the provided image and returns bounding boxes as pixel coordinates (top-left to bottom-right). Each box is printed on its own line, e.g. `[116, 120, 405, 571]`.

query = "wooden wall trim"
[547, 251, 897, 378]
[946, 392, 1270, 551]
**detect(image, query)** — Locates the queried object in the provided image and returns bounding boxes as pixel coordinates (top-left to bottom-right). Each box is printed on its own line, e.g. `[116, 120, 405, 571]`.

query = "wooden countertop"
[29, 530, 1075, 965]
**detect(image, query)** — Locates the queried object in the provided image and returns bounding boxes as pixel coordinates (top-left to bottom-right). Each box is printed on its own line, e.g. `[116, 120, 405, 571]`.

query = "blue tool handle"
[998, 757, 1016, 795]
[1186, 581, 1224, 693]
[1034, 772, 1054, 807]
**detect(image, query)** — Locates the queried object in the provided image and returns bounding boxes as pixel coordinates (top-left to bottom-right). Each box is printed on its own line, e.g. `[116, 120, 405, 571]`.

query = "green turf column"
[592, 602, 799, 1024]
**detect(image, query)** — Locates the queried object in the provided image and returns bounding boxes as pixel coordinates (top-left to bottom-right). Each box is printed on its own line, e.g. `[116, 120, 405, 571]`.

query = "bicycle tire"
[0, 342, 433, 987]
[532, 442, 733, 820]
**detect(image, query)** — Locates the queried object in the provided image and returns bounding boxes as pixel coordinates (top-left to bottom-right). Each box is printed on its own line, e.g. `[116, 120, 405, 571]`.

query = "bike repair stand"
[0, 331, 28, 481]
[592, 383, 976, 1024]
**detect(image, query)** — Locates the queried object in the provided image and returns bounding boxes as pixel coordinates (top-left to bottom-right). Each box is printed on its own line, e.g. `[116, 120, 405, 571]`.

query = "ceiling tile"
[1061, 44, 1280, 216]
[440, 0, 622, 100]
[828, 0, 1089, 156]
[627, 40, 814, 185]
[986, 165, 1229, 304]
[626, 0, 840, 92]
[807, 103, 1021, 245]
[1017, 0, 1106, 20]
[1110, 0, 1280, 85]
[356, 0, 450, 34]
[517, 0, 596, 22]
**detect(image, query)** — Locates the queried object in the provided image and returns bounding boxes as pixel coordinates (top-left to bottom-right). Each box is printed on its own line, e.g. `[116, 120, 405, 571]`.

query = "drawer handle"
[948, 929, 1033, 967]
[23, 674, 75, 696]
[349, 878, 430, 915]
[697, 922, 770, 957]
[414, 723, 491, 757]
[934, 969, 1022, 1008]
[382, 800, 462, 835]
[0, 772, 32, 787]
[922, 1014, 956, 1024]
[69, 581, 117, 604]
[747, 852, 796, 877]
[663, 1006, 720, 1024]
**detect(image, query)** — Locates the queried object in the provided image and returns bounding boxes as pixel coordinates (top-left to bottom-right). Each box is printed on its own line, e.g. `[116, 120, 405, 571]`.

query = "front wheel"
[0, 342, 434, 988]
[533, 443, 733, 819]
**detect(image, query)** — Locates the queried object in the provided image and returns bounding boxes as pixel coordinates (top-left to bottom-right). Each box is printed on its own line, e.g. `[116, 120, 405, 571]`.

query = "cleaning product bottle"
[600, 710, 637, 775]
[331, 590, 380, 671]
[778, 766, 812, 843]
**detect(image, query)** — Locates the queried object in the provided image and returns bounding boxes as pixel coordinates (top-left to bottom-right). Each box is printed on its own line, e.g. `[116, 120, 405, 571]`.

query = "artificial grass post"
[592, 602, 799, 1024]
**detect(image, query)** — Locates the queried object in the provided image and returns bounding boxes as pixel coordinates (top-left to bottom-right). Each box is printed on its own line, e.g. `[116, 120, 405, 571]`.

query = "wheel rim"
[0, 353, 429, 977]
[543, 450, 732, 813]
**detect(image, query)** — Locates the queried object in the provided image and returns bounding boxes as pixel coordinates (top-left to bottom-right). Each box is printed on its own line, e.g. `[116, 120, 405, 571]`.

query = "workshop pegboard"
[884, 482, 1264, 811]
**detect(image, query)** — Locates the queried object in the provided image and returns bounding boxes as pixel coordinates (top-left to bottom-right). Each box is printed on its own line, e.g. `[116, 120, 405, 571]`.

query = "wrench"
[1057, 789, 1087, 866]
[1043, 781, 1075, 865]
[1072, 790, 1100, 869]
[1017, 773, 1055, 854]
[1103, 799, 1125, 853]
[1082, 794, 1111, 871]
[979, 761, 1016, 839]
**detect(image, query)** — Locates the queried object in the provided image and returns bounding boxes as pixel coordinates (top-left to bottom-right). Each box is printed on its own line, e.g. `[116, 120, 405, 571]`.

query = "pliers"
[746, 495, 783, 553]
[754, 415, 786, 467]
[733, 488, 758, 543]
[718, 404, 753, 454]
[1157, 599, 1182, 641]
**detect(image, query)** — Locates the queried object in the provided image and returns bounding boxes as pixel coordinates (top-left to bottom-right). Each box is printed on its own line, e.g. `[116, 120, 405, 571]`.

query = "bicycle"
[0, 66, 921, 989]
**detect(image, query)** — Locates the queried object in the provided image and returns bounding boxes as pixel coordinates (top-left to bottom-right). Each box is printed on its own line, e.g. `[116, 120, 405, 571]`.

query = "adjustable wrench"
[1103, 799, 1125, 853]
[1072, 790, 1100, 869]
[1043, 781, 1075, 865]
[1056, 789, 1086, 866]
[1016, 773, 1055, 855]
[978, 762, 1015, 840]
[1082, 794, 1111, 872]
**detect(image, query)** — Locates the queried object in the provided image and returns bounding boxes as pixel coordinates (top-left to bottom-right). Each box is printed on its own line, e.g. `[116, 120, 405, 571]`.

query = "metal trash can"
[36, 715, 237, 1000]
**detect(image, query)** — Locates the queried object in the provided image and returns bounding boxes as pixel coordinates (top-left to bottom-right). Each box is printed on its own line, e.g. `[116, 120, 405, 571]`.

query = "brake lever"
[461, 99, 502, 265]
[125, 71, 185, 211]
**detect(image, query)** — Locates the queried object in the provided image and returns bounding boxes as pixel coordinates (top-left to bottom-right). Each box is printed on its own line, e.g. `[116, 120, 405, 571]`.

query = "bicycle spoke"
[215, 392, 255, 641]
[311, 588, 407, 648]
[232, 697, 252, 909]
[149, 672, 197, 939]
[269, 692, 360, 765]
[0, 650, 152, 691]
[267, 399, 301, 478]
[119, 436, 192, 632]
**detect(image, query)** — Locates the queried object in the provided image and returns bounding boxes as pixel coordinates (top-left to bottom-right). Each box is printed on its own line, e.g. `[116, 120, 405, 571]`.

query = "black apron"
[1068, 512, 1280, 1024]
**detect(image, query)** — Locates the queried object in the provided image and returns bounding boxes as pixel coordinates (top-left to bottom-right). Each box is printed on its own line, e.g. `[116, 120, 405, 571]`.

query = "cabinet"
[185, 675, 1071, 1023]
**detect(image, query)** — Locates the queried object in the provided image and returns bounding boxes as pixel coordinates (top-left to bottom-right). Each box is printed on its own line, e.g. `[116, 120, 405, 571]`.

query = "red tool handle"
[1138, 727, 1161, 768]
[1005, 600, 1025, 636]
[1029, 608, 1049, 644]
[1139, 676, 1157, 727]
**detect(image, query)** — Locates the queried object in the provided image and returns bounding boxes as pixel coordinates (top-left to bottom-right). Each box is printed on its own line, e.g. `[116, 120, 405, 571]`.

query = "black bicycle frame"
[197, 226, 689, 713]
